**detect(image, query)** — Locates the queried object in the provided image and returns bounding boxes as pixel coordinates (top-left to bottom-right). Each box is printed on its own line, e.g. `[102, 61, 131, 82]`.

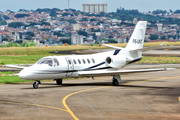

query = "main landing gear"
[55, 79, 63, 85]
[33, 80, 41, 89]
[112, 75, 122, 86]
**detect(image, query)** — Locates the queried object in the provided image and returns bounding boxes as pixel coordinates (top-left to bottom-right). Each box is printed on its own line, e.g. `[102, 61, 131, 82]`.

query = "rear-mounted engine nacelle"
[106, 56, 126, 69]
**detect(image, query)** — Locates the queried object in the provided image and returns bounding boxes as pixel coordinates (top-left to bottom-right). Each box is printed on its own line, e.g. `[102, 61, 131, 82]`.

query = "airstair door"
[65, 57, 74, 76]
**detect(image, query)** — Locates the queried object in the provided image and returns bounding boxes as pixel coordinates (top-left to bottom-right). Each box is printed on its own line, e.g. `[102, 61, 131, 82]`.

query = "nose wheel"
[33, 81, 41, 89]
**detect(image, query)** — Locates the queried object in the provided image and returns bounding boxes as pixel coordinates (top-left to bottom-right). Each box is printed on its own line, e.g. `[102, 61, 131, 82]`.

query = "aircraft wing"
[3, 65, 27, 69]
[130, 45, 180, 52]
[78, 68, 175, 77]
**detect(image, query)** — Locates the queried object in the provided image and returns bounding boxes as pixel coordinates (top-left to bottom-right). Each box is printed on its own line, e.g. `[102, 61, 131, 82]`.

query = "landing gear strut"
[33, 80, 41, 89]
[112, 75, 122, 86]
[55, 79, 63, 85]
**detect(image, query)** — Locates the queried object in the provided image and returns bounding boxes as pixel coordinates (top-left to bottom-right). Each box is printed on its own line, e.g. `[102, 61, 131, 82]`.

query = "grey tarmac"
[0, 65, 180, 120]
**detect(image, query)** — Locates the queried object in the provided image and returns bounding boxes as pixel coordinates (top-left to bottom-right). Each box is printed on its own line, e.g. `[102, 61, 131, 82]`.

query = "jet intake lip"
[106, 57, 112, 64]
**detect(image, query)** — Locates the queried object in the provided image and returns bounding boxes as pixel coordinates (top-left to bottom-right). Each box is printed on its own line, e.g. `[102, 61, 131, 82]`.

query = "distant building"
[73, 24, 81, 31]
[157, 23, 163, 32]
[116, 36, 127, 43]
[0, 35, 2, 42]
[82, 4, 108, 14]
[13, 33, 20, 41]
[133, 18, 137, 24]
[71, 34, 83, 45]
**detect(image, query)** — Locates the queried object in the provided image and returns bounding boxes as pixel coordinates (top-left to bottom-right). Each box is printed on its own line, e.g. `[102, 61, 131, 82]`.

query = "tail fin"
[125, 21, 147, 50]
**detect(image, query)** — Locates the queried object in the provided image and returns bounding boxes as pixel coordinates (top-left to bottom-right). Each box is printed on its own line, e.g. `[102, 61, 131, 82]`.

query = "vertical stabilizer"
[125, 21, 147, 50]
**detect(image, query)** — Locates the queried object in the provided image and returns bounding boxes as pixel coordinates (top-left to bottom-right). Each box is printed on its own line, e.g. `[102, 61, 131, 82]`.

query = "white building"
[157, 23, 163, 32]
[82, 4, 108, 14]
[0, 25, 6, 30]
[13, 34, 20, 41]
[71, 34, 83, 45]
[73, 24, 81, 31]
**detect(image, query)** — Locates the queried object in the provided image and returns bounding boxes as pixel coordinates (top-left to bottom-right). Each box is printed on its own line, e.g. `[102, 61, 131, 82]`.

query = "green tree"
[90, 18, 97, 22]
[50, 11, 57, 17]
[15, 14, 30, 18]
[19, 32, 22, 39]
[26, 32, 34, 37]
[45, 37, 50, 41]
[2, 37, 8, 41]
[8, 22, 24, 28]
[160, 36, 166, 39]
[96, 21, 104, 25]
[0, 20, 7, 25]
[67, 19, 77, 24]
[81, 18, 88, 21]
[92, 33, 97, 40]
[108, 39, 117, 43]
[61, 39, 71, 44]
[53, 32, 68, 37]
[78, 30, 87, 37]
[3, 15, 10, 20]
[149, 34, 158, 40]
[24, 31, 34, 40]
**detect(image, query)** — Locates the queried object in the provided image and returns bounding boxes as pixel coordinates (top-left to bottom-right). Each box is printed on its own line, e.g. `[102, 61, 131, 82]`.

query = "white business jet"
[4, 21, 173, 89]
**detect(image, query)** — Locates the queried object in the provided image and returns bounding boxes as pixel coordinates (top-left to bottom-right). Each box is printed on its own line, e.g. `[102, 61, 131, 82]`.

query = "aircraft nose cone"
[18, 70, 27, 79]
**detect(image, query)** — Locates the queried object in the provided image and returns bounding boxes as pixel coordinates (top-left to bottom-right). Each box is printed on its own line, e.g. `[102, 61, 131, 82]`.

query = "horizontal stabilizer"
[78, 68, 175, 77]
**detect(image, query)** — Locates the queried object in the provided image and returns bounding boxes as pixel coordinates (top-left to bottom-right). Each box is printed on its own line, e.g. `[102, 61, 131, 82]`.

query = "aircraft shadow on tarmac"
[20, 81, 172, 90]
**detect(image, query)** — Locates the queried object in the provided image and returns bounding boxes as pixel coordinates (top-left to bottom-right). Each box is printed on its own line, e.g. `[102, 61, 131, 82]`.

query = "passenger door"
[65, 57, 74, 76]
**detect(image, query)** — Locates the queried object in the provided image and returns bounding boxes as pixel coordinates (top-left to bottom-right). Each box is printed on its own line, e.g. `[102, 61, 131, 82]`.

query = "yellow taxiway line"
[1, 75, 180, 120]
[62, 86, 111, 120]
[0, 101, 68, 112]
[62, 75, 180, 120]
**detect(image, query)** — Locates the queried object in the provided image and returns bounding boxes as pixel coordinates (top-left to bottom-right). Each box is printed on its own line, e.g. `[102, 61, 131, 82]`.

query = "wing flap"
[78, 68, 175, 77]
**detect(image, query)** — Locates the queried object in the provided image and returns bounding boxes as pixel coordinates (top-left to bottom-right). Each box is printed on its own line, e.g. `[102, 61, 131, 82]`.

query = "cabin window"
[82, 59, 86, 64]
[92, 58, 95, 63]
[53, 58, 59, 66]
[40, 58, 53, 66]
[87, 59, 90, 64]
[68, 60, 71, 65]
[78, 59, 81, 64]
[73, 59, 77, 64]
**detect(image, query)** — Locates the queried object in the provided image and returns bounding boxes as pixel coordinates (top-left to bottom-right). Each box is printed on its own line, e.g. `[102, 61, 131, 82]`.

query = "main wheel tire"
[113, 79, 119, 86]
[56, 79, 62, 85]
[33, 82, 38, 89]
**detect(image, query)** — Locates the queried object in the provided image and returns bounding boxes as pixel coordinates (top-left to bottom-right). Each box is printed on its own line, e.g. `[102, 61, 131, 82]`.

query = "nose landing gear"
[33, 80, 41, 89]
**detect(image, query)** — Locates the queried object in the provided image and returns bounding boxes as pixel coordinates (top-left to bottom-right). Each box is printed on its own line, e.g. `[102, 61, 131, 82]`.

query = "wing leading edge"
[78, 68, 175, 77]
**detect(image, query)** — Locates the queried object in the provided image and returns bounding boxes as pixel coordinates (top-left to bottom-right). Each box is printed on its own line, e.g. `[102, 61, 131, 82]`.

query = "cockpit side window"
[53, 58, 59, 66]
[40, 58, 53, 66]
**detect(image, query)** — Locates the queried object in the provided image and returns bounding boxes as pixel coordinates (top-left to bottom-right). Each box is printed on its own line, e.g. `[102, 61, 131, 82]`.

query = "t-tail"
[126, 21, 147, 51]
[124, 21, 147, 61]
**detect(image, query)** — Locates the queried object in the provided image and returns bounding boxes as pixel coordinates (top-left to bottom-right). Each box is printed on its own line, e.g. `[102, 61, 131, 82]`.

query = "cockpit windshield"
[40, 58, 53, 66]
[35, 58, 43, 64]
[35, 57, 59, 67]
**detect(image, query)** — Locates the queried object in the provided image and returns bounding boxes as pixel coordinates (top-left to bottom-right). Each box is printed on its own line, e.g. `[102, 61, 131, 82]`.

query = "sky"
[0, 0, 180, 13]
